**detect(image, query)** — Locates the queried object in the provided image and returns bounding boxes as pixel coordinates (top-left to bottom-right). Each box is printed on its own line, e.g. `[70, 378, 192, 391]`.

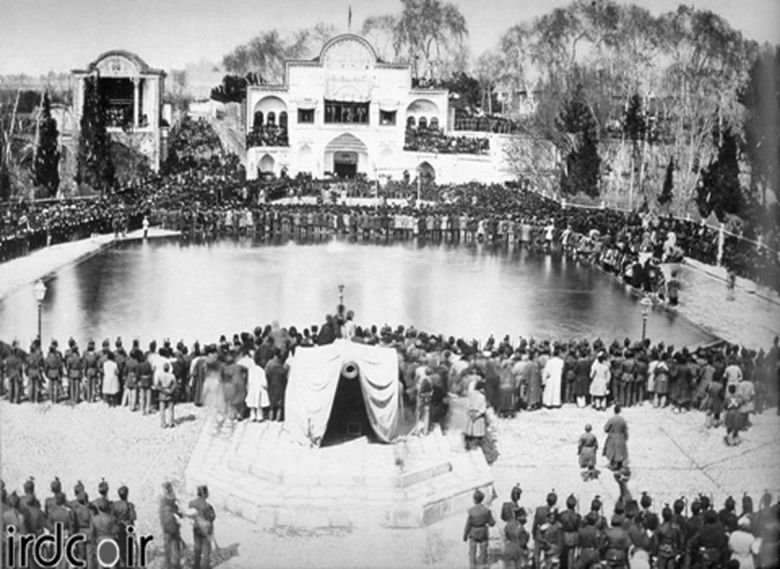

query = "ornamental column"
[133, 77, 140, 128]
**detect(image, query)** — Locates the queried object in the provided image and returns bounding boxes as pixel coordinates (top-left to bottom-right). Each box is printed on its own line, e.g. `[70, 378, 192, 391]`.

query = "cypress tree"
[33, 93, 60, 197]
[658, 156, 674, 206]
[697, 127, 743, 219]
[76, 76, 115, 192]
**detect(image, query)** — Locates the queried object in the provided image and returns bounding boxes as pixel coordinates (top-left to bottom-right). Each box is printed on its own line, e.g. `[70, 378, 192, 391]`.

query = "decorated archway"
[325, 133, 368, 178]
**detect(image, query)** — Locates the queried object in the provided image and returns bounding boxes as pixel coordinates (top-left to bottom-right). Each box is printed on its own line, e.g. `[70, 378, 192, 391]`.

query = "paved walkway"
[671, 259, 780, 348]
[0, 228, 179, 301]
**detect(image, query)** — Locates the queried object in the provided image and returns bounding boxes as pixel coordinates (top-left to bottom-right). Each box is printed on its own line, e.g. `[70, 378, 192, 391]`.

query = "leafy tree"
[33, 93, 60, 197]
[222, 25, 336, 83]
[739, 45, 780, 208]
[76, 76, 114, 192]
[658, 156, 674, 206]
[362, 0, 468, 82]
[697, 126, 743, 219]
[210, 74, 260, 103]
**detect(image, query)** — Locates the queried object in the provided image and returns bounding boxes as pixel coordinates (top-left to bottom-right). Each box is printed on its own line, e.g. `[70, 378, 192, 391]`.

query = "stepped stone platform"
[184, 419, 494, 529]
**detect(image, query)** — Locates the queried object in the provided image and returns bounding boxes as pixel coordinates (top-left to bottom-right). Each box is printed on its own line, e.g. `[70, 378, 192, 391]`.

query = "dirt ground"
[2, 399, 778, 569]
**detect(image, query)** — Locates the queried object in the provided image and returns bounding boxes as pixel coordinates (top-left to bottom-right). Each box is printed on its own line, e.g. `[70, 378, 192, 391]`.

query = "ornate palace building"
[246, 34, 514, 184]
[72, 50, 168, 171]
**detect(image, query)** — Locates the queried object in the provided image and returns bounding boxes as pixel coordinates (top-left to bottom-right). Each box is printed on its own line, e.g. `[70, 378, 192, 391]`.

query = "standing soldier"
[502, 507, 530, 569]
[44, 477, 64, 521]
[159, 482, 183, 569]
[654, 505, 683, 569]
[685, 510, 728, 569]
[577, 512, 604, 569]
[46, 492, 76, 544]
[44, 340, 64, 403]
[66, 340, 83, 404]
[110, 485, 137, 569]
[90, 500, 118, 569]
[560, 495, 581, 569]
[463, 489, 495, 569]
[82, 340, 99, 403]
[19, 478, 45, 538]
[91, 479, 112, 514]
[71, 489, 92, 565]
[26, 340, 44, 403]
[114, 338, 128, 405]
[603, 513, 631, 569]
[533, 492, 558, 569]
[186, 485, 216, 569]
[123, 351, 139, 411]
[3, 341, 24, 404]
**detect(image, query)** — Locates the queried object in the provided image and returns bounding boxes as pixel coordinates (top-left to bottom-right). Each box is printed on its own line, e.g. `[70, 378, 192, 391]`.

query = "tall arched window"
[253, 111, 264, 130]
[279, 111, 288, 130]
[267, 111, 276, 126]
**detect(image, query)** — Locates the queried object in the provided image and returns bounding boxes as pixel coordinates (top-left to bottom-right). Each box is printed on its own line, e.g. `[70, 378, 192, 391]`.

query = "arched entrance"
[325, 133, 368, 179]
[259, 154, 275, 175]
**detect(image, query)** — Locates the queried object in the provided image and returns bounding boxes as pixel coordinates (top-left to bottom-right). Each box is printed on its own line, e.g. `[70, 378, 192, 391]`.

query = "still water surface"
[0, 237, 713, 348]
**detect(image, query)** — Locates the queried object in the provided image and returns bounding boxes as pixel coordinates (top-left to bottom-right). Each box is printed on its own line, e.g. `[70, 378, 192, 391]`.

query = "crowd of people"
[2, 307, 777, 454]
[0, 476, 216, 569]
[1, 116, 778, 293]
[466, 474, 780, 569]
[404, 126, 491, 155]
[245, 125, 289, 148]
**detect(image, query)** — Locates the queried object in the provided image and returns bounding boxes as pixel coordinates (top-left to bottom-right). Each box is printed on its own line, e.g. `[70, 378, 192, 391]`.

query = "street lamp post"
[639, 295, 653, 343]
[33, 279, 47, 344]
[338, 283, 345, 307]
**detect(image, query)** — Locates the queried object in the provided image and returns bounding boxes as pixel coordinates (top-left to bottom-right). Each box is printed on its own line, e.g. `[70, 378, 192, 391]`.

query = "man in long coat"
[603, 405, 629, 470]
[542, 348, 564, 408]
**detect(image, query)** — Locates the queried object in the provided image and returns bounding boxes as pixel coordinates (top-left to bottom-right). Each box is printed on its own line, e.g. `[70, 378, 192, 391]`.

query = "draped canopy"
[284, 340, 402, 447]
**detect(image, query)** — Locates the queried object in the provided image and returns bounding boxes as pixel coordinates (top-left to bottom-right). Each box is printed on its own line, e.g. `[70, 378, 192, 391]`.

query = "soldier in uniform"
[577, 512, 604, 569]
[159, 482, 182, 569]
[44, 340, 64, 403]
[533, 492, 558, 569]
[111, 485, 137, 568]
[686, 510, 728, 569]
[71, 489, 93, 567]
[3, 341, 24, 404]
[463, 489, 495, 569]
[655, 505, 684, 569]
[602, 513, 631, 569]
[46, 492, 76, 542]
[90, 500, 118, 569]
[19, 478, 45, 538]
[186, 485, 216, 569]
[66, 339, 83, 404]
[82, 340, 100, 403]
[91, 480, 111, 515]
[114, 338, 128, 406]
[559, 495, 581, 569]
[26, 340, 44, 403]
[502, 506, 529, 569]
[538, 507, 564, 569]
[44, 477, 64, 522]
[1, 492, 28, 563]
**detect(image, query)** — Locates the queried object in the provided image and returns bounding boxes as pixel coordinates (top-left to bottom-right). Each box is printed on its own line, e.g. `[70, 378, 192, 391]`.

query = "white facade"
[72, 50, 168, 171]
[245, 34, 514, 184]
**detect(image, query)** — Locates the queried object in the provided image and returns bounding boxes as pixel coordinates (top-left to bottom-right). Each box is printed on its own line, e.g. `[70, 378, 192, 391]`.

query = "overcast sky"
[2, 0, 779, 75]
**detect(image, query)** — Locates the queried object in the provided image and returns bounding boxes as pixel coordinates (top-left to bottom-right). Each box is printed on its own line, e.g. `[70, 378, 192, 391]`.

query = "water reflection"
[0, 237, 714, 348]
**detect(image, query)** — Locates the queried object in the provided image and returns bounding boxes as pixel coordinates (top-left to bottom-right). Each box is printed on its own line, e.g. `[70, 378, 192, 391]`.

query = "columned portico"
[72, 50, 168, 171]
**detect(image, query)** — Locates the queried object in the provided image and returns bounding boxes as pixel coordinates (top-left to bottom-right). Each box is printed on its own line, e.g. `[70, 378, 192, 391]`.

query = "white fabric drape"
[284, 340, 401, 446]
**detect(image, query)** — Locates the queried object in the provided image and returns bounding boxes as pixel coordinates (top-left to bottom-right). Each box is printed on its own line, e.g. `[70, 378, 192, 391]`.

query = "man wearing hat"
[44, 340, 63, 403]
[65, 339, 83, 404]
[655, 505, 683, 569]
[560, 495, 581, 569]
[578, 511, 603, 569]
[26, 340, 44, 403]
[533, 491, 558, 569]
[3, 340, 24, 404]
[91, 479, 112, 514]
[603, 511, 631, 568]
[159, 482, 183, 569]
[463, 489, 495, 569]
[156, 362, 178, 429]
[186, 485, 216, 569]
[603, 405, 629, 471]
[503, 506, 529, 569]
[44, 477, 64, 521]
[111, 485, 137, 568]
[82, 339, 100, 403]
[685, 510, 728, 569]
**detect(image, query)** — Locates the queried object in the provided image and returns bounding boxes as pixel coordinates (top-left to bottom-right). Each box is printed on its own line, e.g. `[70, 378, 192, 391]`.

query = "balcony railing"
[246, 125, 289, 148]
